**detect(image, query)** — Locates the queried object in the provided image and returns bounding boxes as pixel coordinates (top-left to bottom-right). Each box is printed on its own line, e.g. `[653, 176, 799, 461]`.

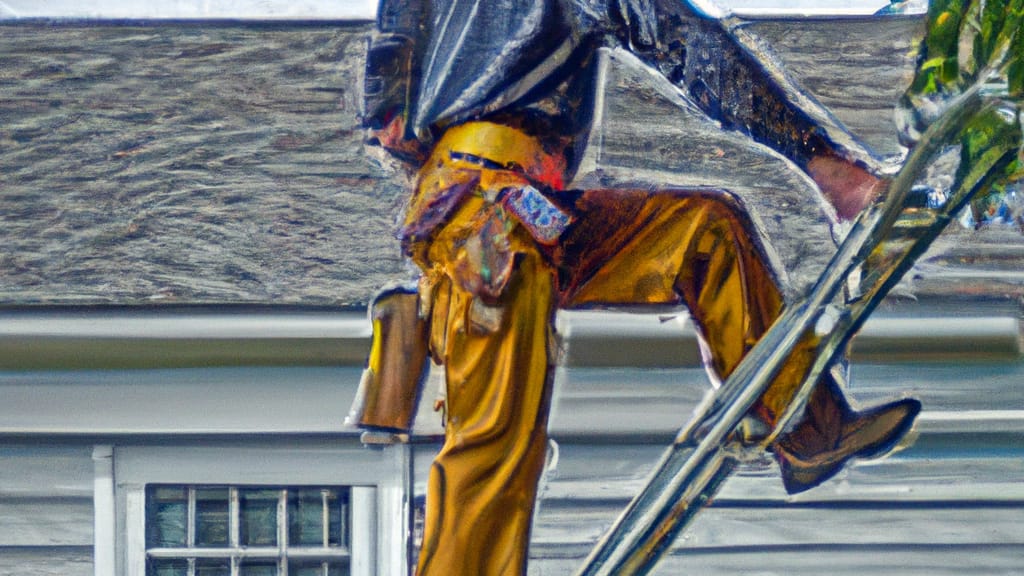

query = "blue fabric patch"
[501, 185, 573, 245]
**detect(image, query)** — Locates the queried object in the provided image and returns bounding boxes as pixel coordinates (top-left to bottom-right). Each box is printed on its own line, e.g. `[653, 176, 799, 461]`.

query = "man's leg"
[559, 188, 919, 493]
[416, 245, 556, 576]
[405, 122, 566, 576]
[560, 188, 785, 405]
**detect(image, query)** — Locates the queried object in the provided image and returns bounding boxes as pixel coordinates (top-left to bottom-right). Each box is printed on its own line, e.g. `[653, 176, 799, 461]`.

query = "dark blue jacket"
[364, 0, 878, 178]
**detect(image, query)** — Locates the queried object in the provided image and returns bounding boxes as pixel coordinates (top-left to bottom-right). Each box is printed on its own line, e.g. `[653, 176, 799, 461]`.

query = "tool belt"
[350, 122, 573, 433]
[400, 121, 573, 255]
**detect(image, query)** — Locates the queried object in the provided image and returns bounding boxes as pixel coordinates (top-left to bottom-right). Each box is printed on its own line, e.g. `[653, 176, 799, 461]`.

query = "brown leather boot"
[772, 376, 921, 494]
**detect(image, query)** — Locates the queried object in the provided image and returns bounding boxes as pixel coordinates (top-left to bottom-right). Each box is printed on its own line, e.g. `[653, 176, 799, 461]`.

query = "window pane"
[146, 487, 188, 548]
[289, 561, 325, 576]
[239, 489, 279, 547]
[289, 560, 350, 576]
[326, 560, 351, 576]
[288, 488, 326, 546]
[238, 560, 278, 576]
[288, 557, 319, 573]
[195, 488, 230, 547]
[328, 489, 348, 548]
[147, 559, 188, 576]
[195, 559, 231, 576]
[144, 485, 352, 576]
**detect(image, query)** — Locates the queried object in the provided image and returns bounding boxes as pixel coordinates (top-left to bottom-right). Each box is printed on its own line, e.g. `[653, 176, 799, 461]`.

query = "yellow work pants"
[409, 122, 806, 576]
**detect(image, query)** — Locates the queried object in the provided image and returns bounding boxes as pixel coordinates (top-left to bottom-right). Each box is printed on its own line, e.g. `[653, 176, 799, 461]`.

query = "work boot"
[772, 376, 921, 494]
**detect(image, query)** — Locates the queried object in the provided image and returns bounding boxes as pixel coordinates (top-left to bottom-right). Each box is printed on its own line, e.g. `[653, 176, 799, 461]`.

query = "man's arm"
[362, 0, 428, 164]
[628, 0, 888, 218]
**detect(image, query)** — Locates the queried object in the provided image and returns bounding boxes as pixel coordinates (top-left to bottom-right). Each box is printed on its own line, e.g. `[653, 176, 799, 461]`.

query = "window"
[145, 485, 352, 576]
[113, 444, 410, 576]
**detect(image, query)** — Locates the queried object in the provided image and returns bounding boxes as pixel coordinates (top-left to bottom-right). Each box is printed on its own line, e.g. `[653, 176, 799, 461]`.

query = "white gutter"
[0, 307, 1019, 370]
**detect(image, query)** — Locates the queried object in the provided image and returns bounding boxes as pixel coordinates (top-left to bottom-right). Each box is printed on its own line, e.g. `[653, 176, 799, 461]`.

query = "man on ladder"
[351, 1, 921, 574]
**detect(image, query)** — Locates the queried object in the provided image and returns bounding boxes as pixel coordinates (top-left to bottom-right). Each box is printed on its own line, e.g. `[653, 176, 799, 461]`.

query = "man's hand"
[807, 155, 888, 220]
[366, 115, 427, 165]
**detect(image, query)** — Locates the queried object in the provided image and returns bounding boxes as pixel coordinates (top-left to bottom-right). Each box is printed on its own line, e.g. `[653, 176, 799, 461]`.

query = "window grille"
[145, 485, 351, 576]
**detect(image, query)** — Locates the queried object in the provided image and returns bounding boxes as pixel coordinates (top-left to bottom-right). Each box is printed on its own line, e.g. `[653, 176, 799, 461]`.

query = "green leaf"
[1007, 0, 1024, 96]
[906, 0, 1023, 99]
[899, 0, 1024, 229]
[908, 0, 968, 95]
[957, 107, 1022, 225]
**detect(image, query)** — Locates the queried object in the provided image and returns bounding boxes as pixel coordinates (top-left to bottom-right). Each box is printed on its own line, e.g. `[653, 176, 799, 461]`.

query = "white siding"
[521, 357, 1024, 575]
[0, 446, 94, 575]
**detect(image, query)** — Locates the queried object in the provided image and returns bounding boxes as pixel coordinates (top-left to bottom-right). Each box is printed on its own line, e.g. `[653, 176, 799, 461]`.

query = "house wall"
[527, 363, 1024, 575]
[0, 307, 1022, 575]
[0, 444, 94, 576]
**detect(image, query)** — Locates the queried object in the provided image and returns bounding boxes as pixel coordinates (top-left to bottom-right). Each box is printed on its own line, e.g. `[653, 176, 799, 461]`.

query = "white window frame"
[110, 442, 410, 576]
